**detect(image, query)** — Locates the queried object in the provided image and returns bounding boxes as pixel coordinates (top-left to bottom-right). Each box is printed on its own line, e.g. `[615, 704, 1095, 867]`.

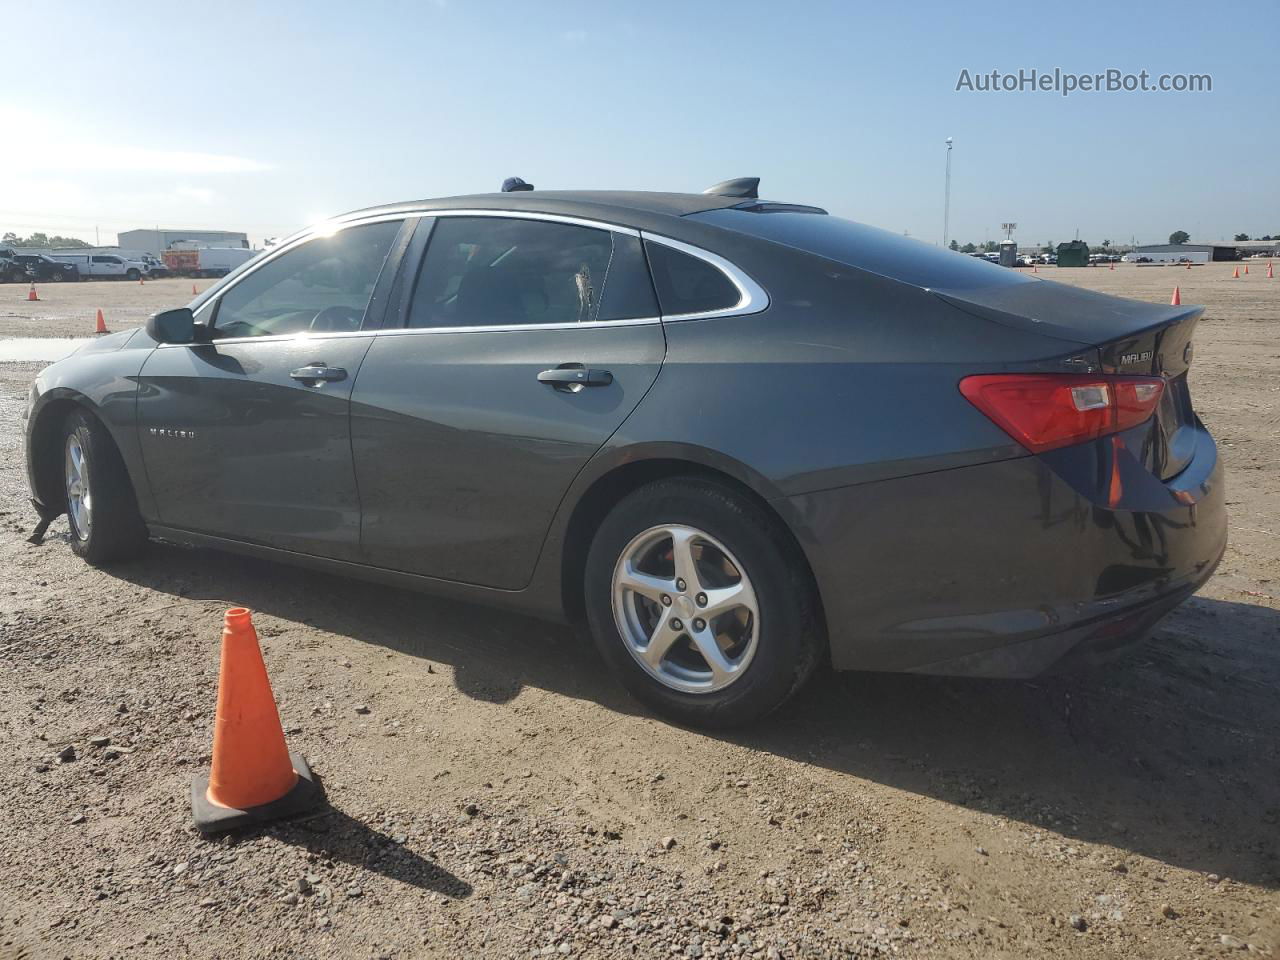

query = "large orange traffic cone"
[26, 283, 38, 301]
[94, 309, 108, 334]
[1233, 266, 1240, 278]
[1244, 264, 1249, 275]
[1171, 286, 1181, 306]
[191, 608, 324, 833]
[1186, 262, 1192, 270]
[191, 283, 198, 296]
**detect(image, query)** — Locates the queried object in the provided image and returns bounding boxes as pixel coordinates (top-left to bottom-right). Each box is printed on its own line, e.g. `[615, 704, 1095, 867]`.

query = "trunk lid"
[933, 279, 1203, 480]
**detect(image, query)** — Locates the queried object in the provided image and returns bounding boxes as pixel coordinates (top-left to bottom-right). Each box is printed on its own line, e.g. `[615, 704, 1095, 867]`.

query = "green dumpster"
[1056, 240, 1090, 267]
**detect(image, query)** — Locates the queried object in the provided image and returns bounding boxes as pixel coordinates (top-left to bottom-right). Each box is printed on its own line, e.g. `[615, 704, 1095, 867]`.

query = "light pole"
[943, 137, 954, 248]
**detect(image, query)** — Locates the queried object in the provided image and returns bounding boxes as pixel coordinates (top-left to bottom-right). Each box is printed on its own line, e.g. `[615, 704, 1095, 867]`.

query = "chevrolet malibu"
[23, 179, 1226, 727]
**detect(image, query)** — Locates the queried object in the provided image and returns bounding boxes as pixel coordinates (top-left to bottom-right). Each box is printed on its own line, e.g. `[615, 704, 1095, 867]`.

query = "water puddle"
[0, 338, 91, 363]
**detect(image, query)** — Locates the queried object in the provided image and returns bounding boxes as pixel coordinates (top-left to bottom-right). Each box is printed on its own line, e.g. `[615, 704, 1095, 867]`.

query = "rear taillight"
[959, 373, 1165, 453]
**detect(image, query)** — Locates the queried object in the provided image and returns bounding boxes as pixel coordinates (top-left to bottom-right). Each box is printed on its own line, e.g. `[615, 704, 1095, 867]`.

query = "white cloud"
[13, 145, 269, 175]
[174, 185, 217, 205]
[0, 107, 271, 176]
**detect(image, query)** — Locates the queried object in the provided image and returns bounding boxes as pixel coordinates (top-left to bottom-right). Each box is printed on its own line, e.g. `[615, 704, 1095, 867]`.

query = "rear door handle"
[537, 366, 613, 388]
[290, 363, 347, 383]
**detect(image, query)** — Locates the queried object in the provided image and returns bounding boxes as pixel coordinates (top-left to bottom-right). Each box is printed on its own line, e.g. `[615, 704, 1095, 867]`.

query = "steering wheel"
[309, 305, 362, 333]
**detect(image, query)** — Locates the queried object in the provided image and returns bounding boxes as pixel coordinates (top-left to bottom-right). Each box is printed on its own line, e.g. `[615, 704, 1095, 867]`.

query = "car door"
[136, 217, 410, 560]
[350, 213, 666, 589]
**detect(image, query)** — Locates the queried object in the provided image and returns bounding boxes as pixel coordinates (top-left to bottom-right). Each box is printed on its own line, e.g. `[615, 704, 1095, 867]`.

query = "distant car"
[13, 254, 79, 282]
[0, 249, 31, 283]
[140, 256, 170, 279]
[22, 179, 1227, 727]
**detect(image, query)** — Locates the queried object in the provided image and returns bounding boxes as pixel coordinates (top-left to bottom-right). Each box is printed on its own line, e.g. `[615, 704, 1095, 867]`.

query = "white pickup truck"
[56, 253, 154, 281]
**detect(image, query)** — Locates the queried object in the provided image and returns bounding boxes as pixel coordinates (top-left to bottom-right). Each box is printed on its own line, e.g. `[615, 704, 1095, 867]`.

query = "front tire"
[584, 478, 821, 728]
[62, 410, 147, 564]
[125, 269, 140, 281]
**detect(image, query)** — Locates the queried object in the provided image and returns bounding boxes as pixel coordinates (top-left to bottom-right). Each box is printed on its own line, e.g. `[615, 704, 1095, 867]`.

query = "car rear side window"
[643, 240, 741, 317]
[212, 219, 402, 339]
[406, 217, 643, 329]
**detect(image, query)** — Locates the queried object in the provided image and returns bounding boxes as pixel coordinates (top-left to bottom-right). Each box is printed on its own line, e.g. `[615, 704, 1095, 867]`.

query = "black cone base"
[191, 751, 325, 835]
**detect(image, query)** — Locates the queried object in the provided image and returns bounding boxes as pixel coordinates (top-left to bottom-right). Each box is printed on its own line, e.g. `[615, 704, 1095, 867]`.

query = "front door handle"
[290, 363, 347, 383]
[537, 365, 613, 388]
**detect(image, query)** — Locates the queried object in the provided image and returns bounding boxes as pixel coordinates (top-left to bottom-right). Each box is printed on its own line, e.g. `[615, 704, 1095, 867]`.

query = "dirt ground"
[0, 276, 206, 340]
[0, 261, 1277, 960]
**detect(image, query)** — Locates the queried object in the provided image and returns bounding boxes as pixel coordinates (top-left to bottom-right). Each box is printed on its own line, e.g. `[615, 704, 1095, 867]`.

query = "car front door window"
[213, 220, 402, 339]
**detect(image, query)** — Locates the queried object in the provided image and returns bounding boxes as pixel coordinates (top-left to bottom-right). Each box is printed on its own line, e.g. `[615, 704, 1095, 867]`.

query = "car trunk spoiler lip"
[929, 283, 1204, 348]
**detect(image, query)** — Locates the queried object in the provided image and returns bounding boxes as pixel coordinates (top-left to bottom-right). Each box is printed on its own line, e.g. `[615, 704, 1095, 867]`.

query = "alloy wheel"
[65, 434, 92, 541]
[611, 524, 759, 694]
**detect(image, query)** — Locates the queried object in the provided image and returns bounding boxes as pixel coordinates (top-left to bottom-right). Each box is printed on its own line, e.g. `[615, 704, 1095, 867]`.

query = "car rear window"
[689, 208, 1038, 292]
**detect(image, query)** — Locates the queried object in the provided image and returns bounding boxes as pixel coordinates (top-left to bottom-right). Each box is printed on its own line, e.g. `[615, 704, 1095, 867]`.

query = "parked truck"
[50, 252, 154, 280]
[161, 244, 258, 278]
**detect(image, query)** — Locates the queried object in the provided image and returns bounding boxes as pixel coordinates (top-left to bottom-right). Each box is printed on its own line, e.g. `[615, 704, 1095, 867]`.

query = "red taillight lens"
[959, 374, 1165, 453]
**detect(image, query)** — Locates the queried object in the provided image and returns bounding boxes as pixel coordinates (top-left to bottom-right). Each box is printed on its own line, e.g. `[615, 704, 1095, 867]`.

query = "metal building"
[1126, 244, 1237, 264]
[116, 229, 249, 257]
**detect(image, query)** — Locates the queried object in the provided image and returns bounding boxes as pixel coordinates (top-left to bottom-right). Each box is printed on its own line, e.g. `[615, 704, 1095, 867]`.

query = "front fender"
[25, 337, 156, 521]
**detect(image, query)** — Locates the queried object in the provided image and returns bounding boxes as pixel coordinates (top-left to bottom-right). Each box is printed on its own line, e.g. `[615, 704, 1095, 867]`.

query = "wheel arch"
[557, 450, 827, 643]
[28, 392, 135, 519]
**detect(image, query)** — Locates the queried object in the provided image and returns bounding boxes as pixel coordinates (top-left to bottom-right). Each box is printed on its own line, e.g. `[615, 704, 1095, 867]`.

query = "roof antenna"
[502, 177, 534, 192]
[702, 177, 759, 199]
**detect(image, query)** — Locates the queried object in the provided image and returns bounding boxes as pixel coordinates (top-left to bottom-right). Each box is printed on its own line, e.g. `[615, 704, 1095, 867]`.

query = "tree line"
[1, 232, 92, 249]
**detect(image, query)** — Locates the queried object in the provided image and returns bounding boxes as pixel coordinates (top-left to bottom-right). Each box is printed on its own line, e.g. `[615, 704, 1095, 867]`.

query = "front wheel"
[125, 269, 140, 281]
[584, 478, 822, 728]
[62, 410, 147, 564]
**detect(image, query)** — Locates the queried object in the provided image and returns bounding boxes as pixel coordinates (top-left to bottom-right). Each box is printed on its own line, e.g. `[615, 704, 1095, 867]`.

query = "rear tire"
[61, 410, 147, 564]
[584, 478, 821, 728]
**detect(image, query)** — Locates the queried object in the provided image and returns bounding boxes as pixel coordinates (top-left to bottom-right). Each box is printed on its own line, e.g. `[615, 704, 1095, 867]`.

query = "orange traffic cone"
[26, 283, 38, 301]
[94, 309, 108, 334]
[1244, 264, 1249, 275]
[1171, 287, 1181, 306]
[1110, 262, 1115, 271]
[1269, 261, 1274, 279]
[139, 276, 145, 285]
[1233, 266, 1241, 278]
[191, 608, 324, 833]
[191, 283, 198, 296]
[1032, 264, 1038, 273]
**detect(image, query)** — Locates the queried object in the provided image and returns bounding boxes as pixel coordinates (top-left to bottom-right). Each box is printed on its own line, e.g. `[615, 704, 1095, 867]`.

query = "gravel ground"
[0, 277, 203, 339]
[0, 261, 1278, 959]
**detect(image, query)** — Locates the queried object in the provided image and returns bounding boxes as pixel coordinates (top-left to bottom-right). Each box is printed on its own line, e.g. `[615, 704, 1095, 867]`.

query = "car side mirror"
[146, 307, 197, 344]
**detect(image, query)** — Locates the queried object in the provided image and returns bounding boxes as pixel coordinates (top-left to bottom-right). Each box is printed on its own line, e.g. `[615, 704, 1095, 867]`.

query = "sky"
[1, 0, 1274, 250]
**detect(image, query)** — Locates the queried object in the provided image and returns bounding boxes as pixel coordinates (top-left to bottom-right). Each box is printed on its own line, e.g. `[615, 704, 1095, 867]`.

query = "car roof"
[338, 190, 746, 231]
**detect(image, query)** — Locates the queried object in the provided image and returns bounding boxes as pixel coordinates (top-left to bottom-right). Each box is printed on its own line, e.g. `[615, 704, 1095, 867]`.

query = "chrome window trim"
[189, 207, 767, 342]
[640, 232, 770, 322]
[407, 208, 642, 238]
[156, 315, 662, 349]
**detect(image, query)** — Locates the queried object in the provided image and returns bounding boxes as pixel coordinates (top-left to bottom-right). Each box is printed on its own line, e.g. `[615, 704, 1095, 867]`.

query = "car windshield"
[689, 208, 1038, 292]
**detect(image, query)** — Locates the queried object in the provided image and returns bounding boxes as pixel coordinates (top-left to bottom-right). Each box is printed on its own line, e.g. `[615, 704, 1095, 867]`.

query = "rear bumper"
[787, 425, 1226, 676]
